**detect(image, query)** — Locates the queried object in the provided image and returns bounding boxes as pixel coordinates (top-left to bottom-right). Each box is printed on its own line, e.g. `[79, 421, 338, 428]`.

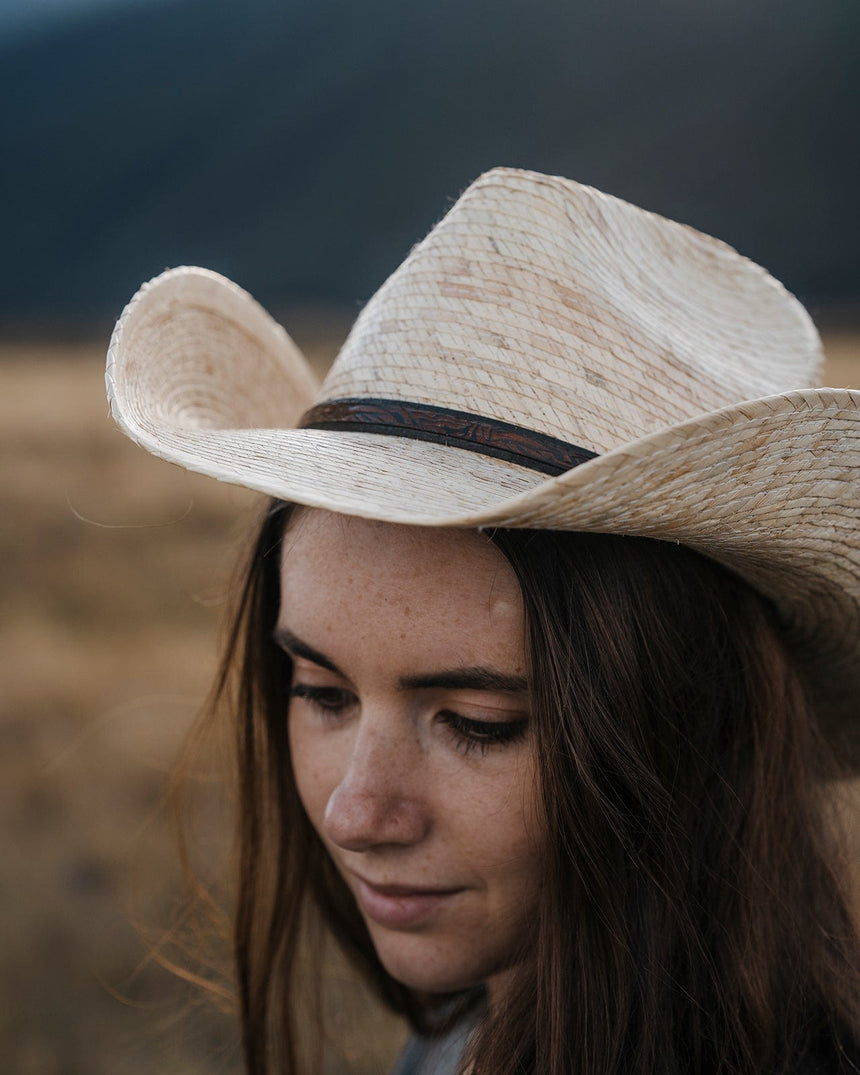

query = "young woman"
[107, 168, 860, 1074]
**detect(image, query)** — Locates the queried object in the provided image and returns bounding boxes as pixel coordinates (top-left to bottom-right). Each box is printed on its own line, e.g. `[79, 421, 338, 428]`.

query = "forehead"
[278, 510, 525, 672]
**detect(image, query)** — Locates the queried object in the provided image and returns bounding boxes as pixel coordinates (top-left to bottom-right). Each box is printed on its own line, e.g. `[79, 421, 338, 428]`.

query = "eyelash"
[289, 683, 352, 713]
[289, 684, 527, 756]
[438, 710, 528, 757]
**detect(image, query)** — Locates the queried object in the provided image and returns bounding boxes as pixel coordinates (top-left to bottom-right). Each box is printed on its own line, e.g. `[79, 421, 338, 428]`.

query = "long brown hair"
[215, 501, 860, 1074]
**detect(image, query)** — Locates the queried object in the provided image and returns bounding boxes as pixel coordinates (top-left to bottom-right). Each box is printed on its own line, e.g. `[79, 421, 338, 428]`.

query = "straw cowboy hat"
[106, 167, 860, 759]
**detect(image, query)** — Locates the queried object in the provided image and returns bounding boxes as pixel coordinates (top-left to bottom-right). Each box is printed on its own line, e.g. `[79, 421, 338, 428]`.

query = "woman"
[107, 168, 860, 1074]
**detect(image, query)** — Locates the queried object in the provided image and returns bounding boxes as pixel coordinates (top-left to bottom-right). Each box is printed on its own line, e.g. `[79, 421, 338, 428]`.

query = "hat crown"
[319, 168, 822, 453]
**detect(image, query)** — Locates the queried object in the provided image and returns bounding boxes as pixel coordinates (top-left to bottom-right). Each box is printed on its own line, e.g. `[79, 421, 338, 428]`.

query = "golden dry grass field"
[2, 324, 859, 1074]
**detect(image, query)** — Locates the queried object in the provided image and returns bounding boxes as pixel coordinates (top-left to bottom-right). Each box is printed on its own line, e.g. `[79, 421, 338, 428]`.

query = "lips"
[350, 873, 465, 929]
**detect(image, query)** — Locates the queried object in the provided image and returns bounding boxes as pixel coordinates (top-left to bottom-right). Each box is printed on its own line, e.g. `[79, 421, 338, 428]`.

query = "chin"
[368, 928, 495, 995]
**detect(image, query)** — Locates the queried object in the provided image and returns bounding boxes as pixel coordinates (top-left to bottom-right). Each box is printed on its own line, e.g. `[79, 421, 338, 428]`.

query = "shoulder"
[390, 1018, 476, 1075]
[389, 1025, 860, 1075]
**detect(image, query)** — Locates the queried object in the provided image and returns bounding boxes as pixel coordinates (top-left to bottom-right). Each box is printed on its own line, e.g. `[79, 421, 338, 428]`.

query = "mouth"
[349, 872, 465, 929]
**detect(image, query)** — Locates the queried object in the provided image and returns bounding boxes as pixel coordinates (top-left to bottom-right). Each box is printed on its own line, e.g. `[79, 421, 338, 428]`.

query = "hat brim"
[107, 267, 860, 753]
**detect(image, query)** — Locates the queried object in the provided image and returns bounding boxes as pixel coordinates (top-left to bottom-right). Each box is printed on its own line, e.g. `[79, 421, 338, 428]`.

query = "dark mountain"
[2, 0, 858, 321]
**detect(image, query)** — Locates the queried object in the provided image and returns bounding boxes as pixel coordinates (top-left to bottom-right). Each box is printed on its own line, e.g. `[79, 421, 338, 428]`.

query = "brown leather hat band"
[299, 397, 598, 477]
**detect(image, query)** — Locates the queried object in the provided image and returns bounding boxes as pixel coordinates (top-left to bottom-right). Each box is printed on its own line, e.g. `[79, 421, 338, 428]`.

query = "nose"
[322, 713, 430, 852]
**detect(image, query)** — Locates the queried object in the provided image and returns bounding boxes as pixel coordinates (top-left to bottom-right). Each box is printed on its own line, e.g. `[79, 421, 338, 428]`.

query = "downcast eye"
[290, 684, 353, 713]
[437, 710, 528, 756]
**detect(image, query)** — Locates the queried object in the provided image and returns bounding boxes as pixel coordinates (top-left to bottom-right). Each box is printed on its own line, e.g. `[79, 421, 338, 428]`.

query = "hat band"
[299, 397, 598, 476]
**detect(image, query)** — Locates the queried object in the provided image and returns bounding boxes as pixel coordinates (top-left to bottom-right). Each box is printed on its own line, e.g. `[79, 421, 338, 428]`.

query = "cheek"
[460, 758, 545, 890]
[499, 773, 544, 902]
[492, 810, 544, 900]
[288, 719, 337, 834]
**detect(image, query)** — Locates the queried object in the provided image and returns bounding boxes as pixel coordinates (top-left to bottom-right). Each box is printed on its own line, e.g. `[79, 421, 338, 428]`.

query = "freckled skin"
[279, 510, 544, 999]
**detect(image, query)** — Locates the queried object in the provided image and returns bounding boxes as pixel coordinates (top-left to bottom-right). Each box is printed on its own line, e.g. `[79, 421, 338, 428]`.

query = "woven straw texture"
[106, 167, 860, 751]
[323, 169, 822, 451]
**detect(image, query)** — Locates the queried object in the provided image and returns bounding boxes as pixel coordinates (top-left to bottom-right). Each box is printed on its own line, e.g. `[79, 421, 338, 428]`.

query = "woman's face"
[278, 509, 543, 998]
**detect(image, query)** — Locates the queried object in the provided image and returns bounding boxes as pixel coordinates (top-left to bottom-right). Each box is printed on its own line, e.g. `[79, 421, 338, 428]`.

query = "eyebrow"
[399, 668, 529, 693]
[273, 627, 342, 674]
[272, 626, 529, 694]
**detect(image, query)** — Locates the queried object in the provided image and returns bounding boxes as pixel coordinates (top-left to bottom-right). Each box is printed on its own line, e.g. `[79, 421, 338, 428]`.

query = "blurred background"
[2, 0, 859, 1072]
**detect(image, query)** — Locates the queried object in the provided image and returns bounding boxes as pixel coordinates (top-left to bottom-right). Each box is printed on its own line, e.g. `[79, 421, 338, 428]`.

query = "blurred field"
[2, 323, 859, 1074]
[0, 318, 407, 1075]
